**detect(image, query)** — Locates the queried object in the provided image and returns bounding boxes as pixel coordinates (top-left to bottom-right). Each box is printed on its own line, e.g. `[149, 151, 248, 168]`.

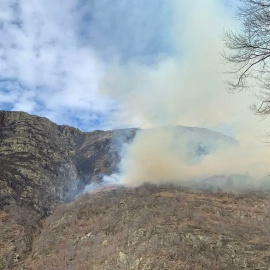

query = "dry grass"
[8, 184, 270, 270]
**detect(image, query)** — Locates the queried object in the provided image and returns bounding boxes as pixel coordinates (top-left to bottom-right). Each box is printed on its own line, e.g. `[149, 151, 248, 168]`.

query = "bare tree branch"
[223, 0, 270, 116]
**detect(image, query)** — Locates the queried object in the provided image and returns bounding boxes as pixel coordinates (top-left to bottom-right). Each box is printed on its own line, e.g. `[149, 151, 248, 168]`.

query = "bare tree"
[223, 0, 270, 115]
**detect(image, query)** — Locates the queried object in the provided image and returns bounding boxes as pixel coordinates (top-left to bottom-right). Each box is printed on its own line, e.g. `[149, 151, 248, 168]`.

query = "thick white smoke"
[99, 0, 270, 189]
[115, 128, 269, 188]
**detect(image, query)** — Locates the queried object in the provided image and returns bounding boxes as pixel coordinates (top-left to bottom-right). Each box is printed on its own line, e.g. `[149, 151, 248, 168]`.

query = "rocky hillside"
[0, 111, 136, 215]
[12, 184, 270, 270]
[0, 111, 240, 269]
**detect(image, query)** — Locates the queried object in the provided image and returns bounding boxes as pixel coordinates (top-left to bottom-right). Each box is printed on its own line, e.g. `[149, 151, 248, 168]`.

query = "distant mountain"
[151, 125, 237, 160]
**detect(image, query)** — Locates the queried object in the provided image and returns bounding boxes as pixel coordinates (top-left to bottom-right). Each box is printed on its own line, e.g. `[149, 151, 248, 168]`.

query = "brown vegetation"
[7, 184, 270, 270]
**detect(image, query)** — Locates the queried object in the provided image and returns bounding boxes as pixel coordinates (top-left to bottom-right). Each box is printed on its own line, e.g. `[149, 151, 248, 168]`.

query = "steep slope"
[14, 185, 270, 270]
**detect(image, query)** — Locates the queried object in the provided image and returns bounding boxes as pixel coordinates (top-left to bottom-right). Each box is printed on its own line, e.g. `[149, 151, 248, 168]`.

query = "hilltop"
[12, 184, 270, 270]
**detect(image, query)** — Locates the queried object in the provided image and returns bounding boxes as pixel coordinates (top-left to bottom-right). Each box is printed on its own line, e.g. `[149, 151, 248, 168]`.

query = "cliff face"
[0, 111, 135, 216]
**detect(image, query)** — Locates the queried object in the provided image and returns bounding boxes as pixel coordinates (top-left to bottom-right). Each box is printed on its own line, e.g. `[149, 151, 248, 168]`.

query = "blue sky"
[0, 0, 257, 136]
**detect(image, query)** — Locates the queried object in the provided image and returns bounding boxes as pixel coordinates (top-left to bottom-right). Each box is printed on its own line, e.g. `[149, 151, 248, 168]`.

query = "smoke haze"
[113, 127, 269, 189]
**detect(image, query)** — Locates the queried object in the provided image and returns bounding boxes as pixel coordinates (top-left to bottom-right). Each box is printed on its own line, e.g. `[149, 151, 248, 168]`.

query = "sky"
[0, 0, 267, 139]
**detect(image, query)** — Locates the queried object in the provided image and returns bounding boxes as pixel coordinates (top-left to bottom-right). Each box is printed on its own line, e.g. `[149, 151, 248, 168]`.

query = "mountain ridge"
[0, 110, 237, 216]
[0, 110, 240, 269]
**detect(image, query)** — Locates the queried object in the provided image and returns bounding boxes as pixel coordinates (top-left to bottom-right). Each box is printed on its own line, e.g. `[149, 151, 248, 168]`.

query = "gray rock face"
[0, 111, 136, 216]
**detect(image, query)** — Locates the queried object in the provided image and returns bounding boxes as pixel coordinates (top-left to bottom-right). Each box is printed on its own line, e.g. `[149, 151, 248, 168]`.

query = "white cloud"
[0, 0, 179, 129]
[0, 0, 110, 129]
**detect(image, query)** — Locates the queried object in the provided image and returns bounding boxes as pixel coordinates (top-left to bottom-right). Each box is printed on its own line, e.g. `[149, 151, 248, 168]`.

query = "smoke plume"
[99, 0, 270, 189]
